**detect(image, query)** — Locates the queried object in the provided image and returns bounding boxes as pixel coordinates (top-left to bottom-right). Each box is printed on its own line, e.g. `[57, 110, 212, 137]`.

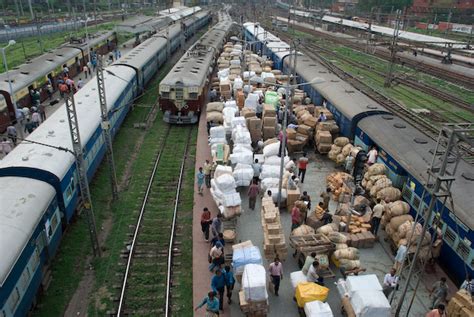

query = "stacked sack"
[262, 103, 277, 141]
[260, 141, 290, 203]
[222, 100, 239, 134]
[241, 107, 262, 143]
[330, 232, 361, 270]
[229, 120, 253, 166]
[328, 137, 357, 166]
[206, 102, 224, 124]
[448, 289, 474, 317]
[314, 106, 339, 136]
[261, 196, 287, 261]
[232, 240, 262, 279]
[209, 125, 227, 147]
[240, 264, 269, 316]
[326, 172, 353, 201]
[362, 163, 402, 202]
[380, 200, 411, 228]
[387, 218, 432, 256]
[210, 171, 242, 219]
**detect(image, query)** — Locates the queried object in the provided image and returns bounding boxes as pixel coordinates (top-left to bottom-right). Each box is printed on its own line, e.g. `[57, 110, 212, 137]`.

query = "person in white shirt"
[0, 138, 13, 156]
[306, 260, 324, 285]
[394, 242, 408, 271]
[31, 111, 41, 128]
[383, 268, 398, 297]
[367, 146, 378, 165]
[371, 198, 385, 236]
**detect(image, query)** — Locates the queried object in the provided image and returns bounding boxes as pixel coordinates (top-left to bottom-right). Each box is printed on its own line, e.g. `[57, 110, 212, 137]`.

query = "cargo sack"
[334, 137, 350, 147]
[328, 232, 348, 244]
[207, 111, 224, 123]
[376, 187, 401, 202]
[339, 259, 361, 270]
[335, 243, 348, 250]
[292, 224, 315, 236]
[334, 247, 360, 260]
[316, 223, 338, 235]
[389, 215, 414, 232]
[367, 163, 386, 176]
[387, 201, 410, 218]
[207, 102, 224, 112]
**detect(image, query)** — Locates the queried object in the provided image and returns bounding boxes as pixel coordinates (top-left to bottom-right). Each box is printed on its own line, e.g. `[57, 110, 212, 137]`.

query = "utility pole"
[27, 0, 44, 53]
[64, 92, 101, 257]
[97, 58, 118, 201]
[393, 123, 474, 316]
[445, 10, 452, 35]
[384, 9, 402, 88]
[366, 7, 375, 53]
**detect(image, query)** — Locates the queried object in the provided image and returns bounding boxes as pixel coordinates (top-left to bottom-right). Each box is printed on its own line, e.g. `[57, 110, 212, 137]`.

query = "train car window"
[20, 267, 31, 291]
[51, 211, 59, 234]
[30, 247, 40, 270]
[456, 240, 471, 262]
[8, 287, 20, 312]
[66, 186, 73, 200]
[412, 195, 421, 212]
[402, 185, 412, 202]
[444, 226, 457, 247]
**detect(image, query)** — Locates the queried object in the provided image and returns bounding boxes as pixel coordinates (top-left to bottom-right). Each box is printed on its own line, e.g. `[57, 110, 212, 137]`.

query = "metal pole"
[63, 92, 101, 257]
[276, 83, 289, 208]
[97, 58, 118, 200]
[1, 46, 18, 112]
[384, 9, 401, 88]
[28, 0, 44, 53]
[394, 131, 456, 316]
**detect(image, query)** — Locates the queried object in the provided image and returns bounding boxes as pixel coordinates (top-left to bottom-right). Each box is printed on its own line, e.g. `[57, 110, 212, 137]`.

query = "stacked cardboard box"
[237, 90, 245, 109]
[286, 188, 301, 209]
[220, 79, 231, 100]
[315, 130, 332, 154]
[262, 104, 276, 141]
[247, 117, 263, 143]
[261, 197, 287, 261]
[448, 290, 474, 317]
[239, 291, 269, 316]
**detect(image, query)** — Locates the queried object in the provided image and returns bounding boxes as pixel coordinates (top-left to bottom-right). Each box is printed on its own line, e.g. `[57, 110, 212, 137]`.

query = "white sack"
[214, 165, 233, 179]
[304, 301, 333, 317]
[263, 142, 281, 158]
[242, 264, 268, 302]
[230, 150, 254, 165]
[215, 174, 236, 193]
[222, 192, 241, 207]
[260, 178, 280, 192]
[260, 165, 281, 179]
[350, 290, 391, 317]
[346, 274, 382, 296]
[264, 155, 290, 166]
[290, 271, 308, 290]
[210, 126, 226, 139]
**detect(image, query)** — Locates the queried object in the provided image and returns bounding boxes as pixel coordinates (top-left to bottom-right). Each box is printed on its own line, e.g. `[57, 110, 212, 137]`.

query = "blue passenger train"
[0, 10, 211, 316]
[244, 22, 474, 285]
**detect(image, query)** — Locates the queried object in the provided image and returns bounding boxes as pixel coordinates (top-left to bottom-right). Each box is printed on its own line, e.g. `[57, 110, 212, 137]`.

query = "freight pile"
[210, 167, 242, 219]
[240, 264, 270, 316]
[448, 289, 474, 317]
[261, 196, 287, 261]
[328, 232, 362, 270]
[326, 171, 353, 202]
[361, 163, 401, 202]
[327, 137, 359, 167]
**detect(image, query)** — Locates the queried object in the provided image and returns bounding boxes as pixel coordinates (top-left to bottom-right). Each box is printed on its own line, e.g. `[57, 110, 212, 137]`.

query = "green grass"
[0, 21, 132, 73]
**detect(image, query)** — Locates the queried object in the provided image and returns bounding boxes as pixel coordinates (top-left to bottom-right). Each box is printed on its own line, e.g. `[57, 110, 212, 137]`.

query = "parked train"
[0, 10, 211, 317]
[244, 22, 474, 284]
[0, 31, 117, 132]
[159, 11, 234, 124]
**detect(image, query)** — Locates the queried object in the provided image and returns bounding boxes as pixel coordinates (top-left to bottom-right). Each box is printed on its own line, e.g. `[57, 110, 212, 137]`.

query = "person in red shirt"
[426, 304, 446, 317]
[291, 203, 301, 231]
[200, 207, 212, 241]
[247, 180, 260, 210]
[298, 153, 309, 183]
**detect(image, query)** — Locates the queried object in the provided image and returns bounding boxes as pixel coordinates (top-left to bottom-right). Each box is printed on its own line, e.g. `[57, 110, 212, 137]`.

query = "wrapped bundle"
[207, 102, 224, 112]
[388, 215, 414, 232]
[232, 246, 263, 275]
[242, 264, 268, 302]
[370, 177, 392, 197]
[367, 163, 387, 176]
[334, 137, 350, 147]
[292, 225, 315, 236]
[328, 232, 348, 244]
[376, 187, 401, 202]
[316, 223, 338, 235]
[335, 243, 349, 250]
[233, 164, 254, 187]
[334, 247, 360, 260]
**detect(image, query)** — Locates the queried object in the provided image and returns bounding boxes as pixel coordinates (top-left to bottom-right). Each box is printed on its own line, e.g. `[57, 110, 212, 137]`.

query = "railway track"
[282, 22, 474, 90]
[305, 42, 473, 121]
[114, 125, 193, 316]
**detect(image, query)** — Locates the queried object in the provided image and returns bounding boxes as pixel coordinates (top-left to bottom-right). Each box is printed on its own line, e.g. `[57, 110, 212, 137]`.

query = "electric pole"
[27, 0, 44, 53]
[97, 57, 119, 201]
[366, 7, 375, 53]
[64, 92, 101, 257]
[384, 9, 402, 88]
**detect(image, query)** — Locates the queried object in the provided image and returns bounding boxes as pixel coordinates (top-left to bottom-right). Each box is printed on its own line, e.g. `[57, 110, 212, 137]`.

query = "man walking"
[197, 167, 205, 195]
[31, 111, 41, 128]
[201, 207, 212, 241]
[371, 198, 384, 236]
[223, 266, 235, 304]
[291, 203, 301, 231]
[195, 291, 220, 316]
[252, 158, 262, 182]
[6, 124, 17, 145]
[211, 269, 226, 311]
[204, 160, 212, 188]
[320, 187, 331, 210]
[383, 268, 398, 298]
[302, 252, 317, 275]
[211, 213, 223, 239]
[269, 257, 283, 296]
[298, 153, 309, 183]
[429, 277, 448, 309]
[247, 180, 260, 211]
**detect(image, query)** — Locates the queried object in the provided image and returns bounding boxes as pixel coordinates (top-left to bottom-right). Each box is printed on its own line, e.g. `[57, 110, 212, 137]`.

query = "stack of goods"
[380, 200, 410, 228]
[448, 289, 474, 317]
[260, 141, 290, 203]
[229, 123, 253, 166]
[315, 129, 332, 154]
[218, 69, 232, 100]
[326, 172, 353, 202]
[264, 91, 280, 109]
[292, 224, 315, 236]
[222, 100, 239, 134]
[210, 173, 242, 219]
[232, 241, 262, 282]
[239, 264, 269, 316]
[332, 247, 360, 271]
[295, 282, 330, 308]
[206, 102, 224, 124]
[362, 163, 401, 202]
[261, 196, 287, 261]
[241, 107, 262, 143]
[314, 107, 339, 136]
[328, 137, 355, 165]
[209, 126, 227, 147]
[304, 300, 334, 317]
[340, 275, 391, 317]
[290, 270, 309, 291]
[262, 104, 277, 140]
[386, 218, 432, 256]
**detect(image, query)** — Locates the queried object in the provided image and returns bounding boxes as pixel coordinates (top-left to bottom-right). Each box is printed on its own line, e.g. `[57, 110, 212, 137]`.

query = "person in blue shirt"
[195, 291, 220, 316]
[197, 167, 205, 195]
[211, 269, 226, 311]
[223, 265, 236, 304]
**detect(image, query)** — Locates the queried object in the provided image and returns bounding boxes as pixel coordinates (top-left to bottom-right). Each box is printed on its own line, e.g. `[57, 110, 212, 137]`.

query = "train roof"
[358, 114, 474, 229]
[159, 6, 202, 21]
[160, 15, 233, 88]
[0, 64, 135, 178]
[0, 31, 114, 94]
[322, 15, 473, 52]
[0, 177, 56, 286]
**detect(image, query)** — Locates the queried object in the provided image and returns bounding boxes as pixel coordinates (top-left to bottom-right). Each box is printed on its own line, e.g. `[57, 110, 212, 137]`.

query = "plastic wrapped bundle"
[232, 126, 252, 145]
[222, 192, 241, 207]
[290, 271, 308, 290]
[210, 187, 224, 206]
[242, 264, 268, 302]
[304, 301, 334, 317]
[264, 155, 290, 166]
[233, 77, 243, 90]
[225, 100, 238, 109]
[244, 93, 259, 110]
[218, 68, 230, 79]
[231, 116, 247, 129]
[243, 71, 256, 80]
[268, 187, 287, 203]
[263, 142, 281, 158]
[233, 164, 254, 187]
[214, 174, 236, 193]
[260, 178, 280, 192]
[233, 144, 253, 153]
[350, 290, 391, 317]
[346, 275, 383, 296]
[336, 278, 349, 298]
[232, 246, 263, 274]
[295, 282, 330, 308]
[210, 126, 226, 140]
[209, 138, 227, 146]
[214, 165, 233, 179]
[230, 149, 253, 165]
[260, 165, 281, 179]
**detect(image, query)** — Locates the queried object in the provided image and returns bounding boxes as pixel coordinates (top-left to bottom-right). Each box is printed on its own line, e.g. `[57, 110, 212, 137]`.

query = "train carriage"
[159, 15, 234, 124]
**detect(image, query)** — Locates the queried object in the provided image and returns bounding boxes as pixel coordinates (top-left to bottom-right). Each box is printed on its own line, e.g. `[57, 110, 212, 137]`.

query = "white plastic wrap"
[233, 77, 243, 90]
[222, 192, 241, 207]
[263, 142, 281, 158]
[232, 127, 252, 145]
[211, 187, 224, 206]
[233, 144, 253, 153]
[285, 160, 296, 171]
[264, 155, 290, 166]
[243, 71, 256, 80]
[346, 275, 383, 296]
[242, 264, 268, 302]
[218, 68, 230, 79]
[304, 301, 334, 317]
[277, 87, 286, 95]
[215, 174, 236, 193]
[260, 178, 280, 192]
[254, 154, 265, 164]
[336, 278, 350, 298]
[209, 138, 227, 146]
[268, 188, 287, 202]
[232, 246, 262, 274]
[223, 106, 238, 117]
[233, 164, 254, 187]
[260, 165, 281, 179]
[225, 100, 237, 109]
[290, 271, 308, 290]
[231, 116, 247, 129]
[243, 84, 252, 94]
[214, 165, 233, 179]
[350, 290, 391, 317]
[244, 93, 259, 110]
[230, 59, 241, 66]
[230, 150, 254, 165]
[210, 126, 226, 139]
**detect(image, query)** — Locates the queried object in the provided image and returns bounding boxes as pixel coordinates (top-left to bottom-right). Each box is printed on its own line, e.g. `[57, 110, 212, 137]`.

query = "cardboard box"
[356, 233, 366, 248]
[263, 116, 276, 127]
[287, 188, 301, 208]
[350, 234, 360, 248]
[303, 116, 318, 128]
[360, 231, 375, 248]
[287, 139, 304, 154]
[250, 129, 262, 143]
[297, 124, 313, 136]
[242, 107, 256, 118]
[263, 126, 276, 140]
[263, 104, 276, 117]
[266, 223, 283, 235]
[237, 91, 245, 109]
[315, 130, 332, 144]
[287, 128, 297, 140]
[317, 143, 332, 154]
